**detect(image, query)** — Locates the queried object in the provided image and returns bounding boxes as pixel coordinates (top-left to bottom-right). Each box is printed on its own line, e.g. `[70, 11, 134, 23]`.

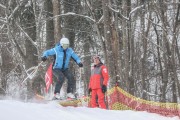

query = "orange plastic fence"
[35, 86, 180, 117]
[108, 87, 180, 117]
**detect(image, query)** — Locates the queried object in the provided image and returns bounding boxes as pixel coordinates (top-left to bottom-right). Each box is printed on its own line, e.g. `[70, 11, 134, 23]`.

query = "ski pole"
[78, 67, 82, 98]
[88, 92, 91, 107]
[21, 61, 43, 85]
[105, 91, 109, 109]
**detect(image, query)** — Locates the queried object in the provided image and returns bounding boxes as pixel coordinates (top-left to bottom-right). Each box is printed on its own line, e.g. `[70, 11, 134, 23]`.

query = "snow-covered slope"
[0, 100, 178, 120]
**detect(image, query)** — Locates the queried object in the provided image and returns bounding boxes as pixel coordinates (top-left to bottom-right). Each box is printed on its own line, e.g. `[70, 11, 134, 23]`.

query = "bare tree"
[102, 0, 117, 88]
[52, 0, 61, 42]
[44, 0, 54, 49]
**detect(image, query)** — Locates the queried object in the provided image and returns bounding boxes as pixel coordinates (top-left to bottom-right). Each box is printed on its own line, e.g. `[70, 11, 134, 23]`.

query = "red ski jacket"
[89, 63, 109, 89]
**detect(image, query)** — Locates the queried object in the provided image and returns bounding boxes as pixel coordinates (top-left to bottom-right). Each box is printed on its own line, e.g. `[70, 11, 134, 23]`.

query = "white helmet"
[60, 38, 69, 49]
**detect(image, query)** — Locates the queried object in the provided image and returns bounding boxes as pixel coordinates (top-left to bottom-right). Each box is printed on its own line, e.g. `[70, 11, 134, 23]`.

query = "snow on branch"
[129, 5, 144, 18]
[43, 12, 96, 27]
[15, 22, 38, 49]
[8, 0, 29, 20]
[126, 4, 144, 20]
[108, 5, 119, 13]
[0, 3, 6, 9]
[0, 24, 5, 31]
[120, 14, 130, 21]
[8, 5, 20, 20]
[97, 15, 104, 24]
[143, 90, 161, 97]
[108, 4, 144, 21]
[0, 17, 7, 24]
[147, 18, 167, 32]
[53, 12, 96, 23]
[21, 61, 43, 85]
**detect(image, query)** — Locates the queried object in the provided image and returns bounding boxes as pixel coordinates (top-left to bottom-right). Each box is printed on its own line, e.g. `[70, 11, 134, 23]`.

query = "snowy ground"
[0, 100, 179, 120]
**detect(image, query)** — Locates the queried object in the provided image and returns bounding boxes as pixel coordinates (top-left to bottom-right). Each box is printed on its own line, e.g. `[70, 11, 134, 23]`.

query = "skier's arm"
[70, 49, 81, 64]
[42, 48, 56, 58]
[101, 66, 109, 86]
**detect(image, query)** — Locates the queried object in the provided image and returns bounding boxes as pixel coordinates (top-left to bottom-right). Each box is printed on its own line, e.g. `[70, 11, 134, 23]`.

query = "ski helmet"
[60, 38, 69, 49]
[93, 55, 102, 63]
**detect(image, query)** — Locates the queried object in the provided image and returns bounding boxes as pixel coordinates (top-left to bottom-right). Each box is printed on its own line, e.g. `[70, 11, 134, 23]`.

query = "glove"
[41, 56, 47, 62]
[88, 88, 92, 95]
[78, 62, 83, 67]
[101, 85, 107, 93]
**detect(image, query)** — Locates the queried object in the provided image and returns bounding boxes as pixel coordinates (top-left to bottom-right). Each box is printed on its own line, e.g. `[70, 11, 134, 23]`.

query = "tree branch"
[8, 27, 26, 59]
[15, 22, 38, 50]
[8, 0, 29, 20]
[0, 3, 6, 9]
[60, 12, 96, 23]
[43, 12, 96, 24]
[108, 4, 144, 21]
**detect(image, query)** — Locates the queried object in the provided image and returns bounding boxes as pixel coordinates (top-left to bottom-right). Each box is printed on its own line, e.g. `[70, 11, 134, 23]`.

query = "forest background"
[0, 0, 180, 103]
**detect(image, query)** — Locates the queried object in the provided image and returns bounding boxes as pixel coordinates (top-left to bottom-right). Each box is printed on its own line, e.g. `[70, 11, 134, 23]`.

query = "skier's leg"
[53, 69, 65, 94]
[91, 89, 98, 108]
[63, 69, 75, 94]
[97, 89, 106, 109]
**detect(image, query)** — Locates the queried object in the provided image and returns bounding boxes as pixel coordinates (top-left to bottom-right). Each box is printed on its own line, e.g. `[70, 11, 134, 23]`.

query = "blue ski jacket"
[42, 45, 81, 70]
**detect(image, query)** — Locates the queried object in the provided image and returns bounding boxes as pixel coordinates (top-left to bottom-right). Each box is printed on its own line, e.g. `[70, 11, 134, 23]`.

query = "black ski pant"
[53, 68, 75, 94]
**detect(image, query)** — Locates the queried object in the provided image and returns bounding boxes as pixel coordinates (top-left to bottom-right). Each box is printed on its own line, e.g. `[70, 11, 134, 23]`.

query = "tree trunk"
[140, 0, 148, 99]
[23, 5, 38, 98]
[52, 0, 61, 43]
[45, 0, 54, 48]
[102, 0, 117, 87]
[158, 0, 178, 102]
[83, 36, 91, 95]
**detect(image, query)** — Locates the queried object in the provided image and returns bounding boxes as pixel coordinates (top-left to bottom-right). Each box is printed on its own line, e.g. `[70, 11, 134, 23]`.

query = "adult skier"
[41, 37, 83, 99]
[88, 55, 109, 109]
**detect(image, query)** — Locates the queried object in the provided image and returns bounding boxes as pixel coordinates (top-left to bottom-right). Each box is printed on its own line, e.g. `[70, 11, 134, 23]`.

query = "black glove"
[41, 56, 47, 62]
[101, 85, 107, 93]
[88, 88, 92, 95]
[78, 62, 83, 67]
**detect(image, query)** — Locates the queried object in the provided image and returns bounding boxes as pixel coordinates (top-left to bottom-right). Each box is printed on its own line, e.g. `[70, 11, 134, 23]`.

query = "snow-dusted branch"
[120, 14, 130, 21]
[61, 12, 96, 23]
[21, 61, 43, 85]
[8, 5, 20, 20]
[15, 22, 37, 49]
[108, 5, 129, 20]
[147, 18, 167, 32]
[0, 3, 6, 9]
[129, 5, 144, 18]
[97, 15, 104, 24]
[108, 5, 119, 13]
[42, 12, 96, 29]
[0, 24, 5, 30]
[143, 90, 161, 97]
[0, 17, 7, 24]
[8, 0, 29, 20]
[108, 4, 144, 21]
[134, 28, 164, 52]
[46, 12, 96, 23]
[0, 87, 6, 93]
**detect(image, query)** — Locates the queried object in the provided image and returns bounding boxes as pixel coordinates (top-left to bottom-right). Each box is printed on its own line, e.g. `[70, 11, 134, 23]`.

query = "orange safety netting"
[107, 86, 180, 117]
[35, 86, 180, 117]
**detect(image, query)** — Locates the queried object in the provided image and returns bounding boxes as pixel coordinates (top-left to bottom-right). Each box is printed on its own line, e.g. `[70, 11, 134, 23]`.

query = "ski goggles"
[62, 44, 69, 49]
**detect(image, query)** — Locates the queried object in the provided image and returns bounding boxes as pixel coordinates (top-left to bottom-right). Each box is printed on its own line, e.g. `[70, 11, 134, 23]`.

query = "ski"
[58, 96, 90, 107]
[35, 94, 90, 107]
